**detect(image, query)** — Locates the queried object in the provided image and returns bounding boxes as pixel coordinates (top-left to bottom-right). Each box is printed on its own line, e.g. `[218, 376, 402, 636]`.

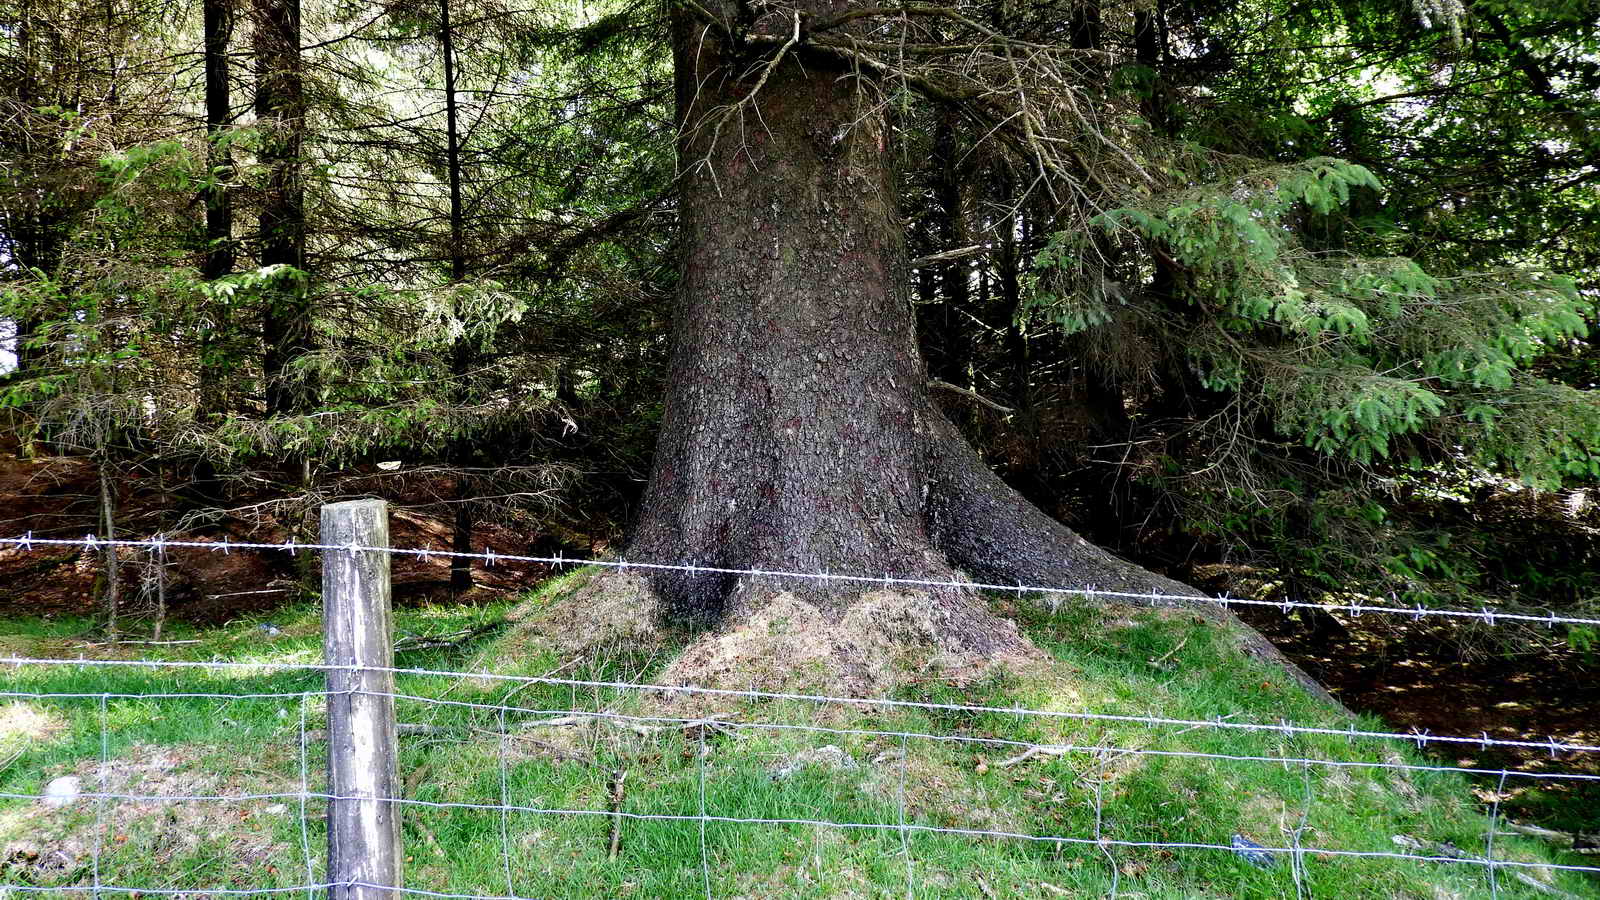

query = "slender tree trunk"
[995, 210, 1028, 411]
[99, 459, 120, 641]
[925, 111, 970, 387]
[152, 540, 167, 641]
[4, 0, 55, 385]
[199, 0, 235, 420]
[1069, 0, 1101, 52]
[440, 0, 474, 597]
[7, 222, 60, 381]
[254, 0, 310, 416]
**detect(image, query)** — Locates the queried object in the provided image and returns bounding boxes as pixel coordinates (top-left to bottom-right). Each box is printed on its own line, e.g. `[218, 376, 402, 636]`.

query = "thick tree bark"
[254, 0, 311, 416]
[633, 0, 1331, 700]
[634, 2, 943, 623]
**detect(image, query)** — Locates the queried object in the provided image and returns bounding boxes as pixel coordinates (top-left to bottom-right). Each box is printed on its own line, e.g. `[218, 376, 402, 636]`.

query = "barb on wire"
[4, 533, 1598, 629]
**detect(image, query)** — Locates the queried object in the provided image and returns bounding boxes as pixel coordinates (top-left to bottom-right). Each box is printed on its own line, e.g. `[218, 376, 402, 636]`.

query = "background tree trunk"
[254, 0, 310, 416]
[441, 0, 474, 598]
[198, 0, 234, 421]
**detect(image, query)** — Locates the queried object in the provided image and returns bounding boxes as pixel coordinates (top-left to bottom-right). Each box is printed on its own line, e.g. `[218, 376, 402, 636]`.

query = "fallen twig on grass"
[998, 745, 1072, 768]
[393, 621, 507, 653]
[519, 713, 738, 738]
[1496, 821, 1600, 854]
[607, 768, 627, 858]
[470, 727, 598, 766]
[1395, 834, 1581, 899]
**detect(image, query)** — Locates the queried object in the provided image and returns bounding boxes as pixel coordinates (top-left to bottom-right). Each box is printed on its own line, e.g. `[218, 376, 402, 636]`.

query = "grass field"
[1, 572, 1594, 898]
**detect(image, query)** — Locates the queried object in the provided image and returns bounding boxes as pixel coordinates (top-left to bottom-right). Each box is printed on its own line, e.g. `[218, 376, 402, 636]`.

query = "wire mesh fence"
[5, 658, 1599, 898]
[2, 523, 1598, 898]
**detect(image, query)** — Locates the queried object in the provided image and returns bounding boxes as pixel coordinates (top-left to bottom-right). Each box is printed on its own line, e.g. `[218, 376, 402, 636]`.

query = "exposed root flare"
[500, 569, 1044, 700]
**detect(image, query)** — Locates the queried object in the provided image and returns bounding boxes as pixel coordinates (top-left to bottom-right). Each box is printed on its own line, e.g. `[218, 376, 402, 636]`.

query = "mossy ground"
[1, 570, 1594, 898]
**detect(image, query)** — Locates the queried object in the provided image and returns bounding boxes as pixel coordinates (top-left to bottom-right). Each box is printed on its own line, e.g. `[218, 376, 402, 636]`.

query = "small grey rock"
[40, 776, 81, 807]
[1231, 834, 1276, 869]
[771, 745, 858, 780]
[258, 623, 283, 637]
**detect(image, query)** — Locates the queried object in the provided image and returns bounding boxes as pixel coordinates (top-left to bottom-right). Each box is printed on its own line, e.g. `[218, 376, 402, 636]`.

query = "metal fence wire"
[4, 533, 1599, 630]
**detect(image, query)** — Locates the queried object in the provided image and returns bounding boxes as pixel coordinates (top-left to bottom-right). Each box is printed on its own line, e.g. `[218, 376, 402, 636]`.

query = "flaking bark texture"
[630, 0, 1332, 703]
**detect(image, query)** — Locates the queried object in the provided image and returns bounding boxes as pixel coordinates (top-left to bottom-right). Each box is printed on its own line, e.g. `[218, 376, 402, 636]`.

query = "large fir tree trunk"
[633, 1, 950, 624]
[631, 0, 1329, 699]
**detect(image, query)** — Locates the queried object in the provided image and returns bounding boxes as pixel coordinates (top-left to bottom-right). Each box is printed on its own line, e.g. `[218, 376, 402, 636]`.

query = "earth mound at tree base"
[493, 569, 1044, 698]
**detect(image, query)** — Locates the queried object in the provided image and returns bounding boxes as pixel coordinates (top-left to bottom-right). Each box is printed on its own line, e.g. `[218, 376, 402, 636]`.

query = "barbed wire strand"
[4, 533, 1597, 629]
[0, 885, 340, 896]
[0, 788, 323, 804]
[3, 681, 1562, 789]
[0, 688, 333, 702]
[303, 800, 1599, 875]
[5, 766, 1600, 891]
[369, 688, 1600, 780]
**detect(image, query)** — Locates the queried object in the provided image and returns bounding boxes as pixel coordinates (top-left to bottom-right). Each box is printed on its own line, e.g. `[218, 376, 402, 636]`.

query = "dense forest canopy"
[0, 0, 1595, 641]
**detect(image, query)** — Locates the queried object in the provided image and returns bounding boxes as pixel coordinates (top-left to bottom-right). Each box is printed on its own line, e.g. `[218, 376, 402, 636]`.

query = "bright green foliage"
[1033, 157, 1596, 481]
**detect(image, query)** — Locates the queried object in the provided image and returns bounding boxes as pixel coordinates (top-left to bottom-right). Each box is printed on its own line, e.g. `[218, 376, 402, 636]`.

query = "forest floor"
[0, 449, 580, 622]
[1235, 605, 1600, 837]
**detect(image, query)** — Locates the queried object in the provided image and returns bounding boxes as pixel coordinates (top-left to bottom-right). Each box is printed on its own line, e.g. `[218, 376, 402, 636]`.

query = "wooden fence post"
[322, 499, 401, 900]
